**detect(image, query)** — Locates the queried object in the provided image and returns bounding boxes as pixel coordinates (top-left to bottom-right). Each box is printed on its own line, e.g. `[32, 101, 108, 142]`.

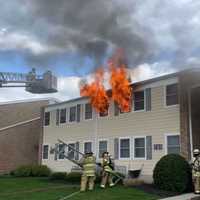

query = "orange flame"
[80, 68, 109, 114]
[108, 62, 132, 112]
[80, 49, 132, 114]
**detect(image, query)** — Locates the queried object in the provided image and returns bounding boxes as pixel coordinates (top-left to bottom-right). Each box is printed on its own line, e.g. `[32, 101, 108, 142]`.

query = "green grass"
[0, 177, 158, 200]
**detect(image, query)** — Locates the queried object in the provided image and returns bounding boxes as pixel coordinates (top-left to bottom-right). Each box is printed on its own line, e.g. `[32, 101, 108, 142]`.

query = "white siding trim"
[133, 136, 147, 160]
[119, 137, 131, 160]
[164, 133, 180, 155]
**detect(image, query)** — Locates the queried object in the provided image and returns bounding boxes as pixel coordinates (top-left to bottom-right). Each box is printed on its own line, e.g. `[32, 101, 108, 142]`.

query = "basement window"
[167, 135, 180, 154]
[134, 137, 146, 159]
[84, 142, 92, 154]
[43, 145, 49, 159]
[99, 140, 108, 158]
[119, 138, 130, 159]
[134, 91, 145, 111]
[44, 112, 50, 126]
[166, 83, 178, 106]
[85, 103, 93, 120]
[60, 108, 66, 123]
[69, 106, 76, 122]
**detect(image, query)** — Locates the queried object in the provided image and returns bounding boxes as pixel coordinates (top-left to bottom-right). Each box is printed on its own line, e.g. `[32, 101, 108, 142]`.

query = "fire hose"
[55, 139, 124, 185]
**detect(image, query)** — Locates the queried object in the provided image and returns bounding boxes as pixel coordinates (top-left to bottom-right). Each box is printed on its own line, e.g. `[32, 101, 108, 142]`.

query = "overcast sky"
[0, 0, 199, 102]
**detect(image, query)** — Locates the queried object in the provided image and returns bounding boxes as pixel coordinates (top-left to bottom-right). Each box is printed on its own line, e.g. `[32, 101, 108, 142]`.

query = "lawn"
[0, 177, 158, 200]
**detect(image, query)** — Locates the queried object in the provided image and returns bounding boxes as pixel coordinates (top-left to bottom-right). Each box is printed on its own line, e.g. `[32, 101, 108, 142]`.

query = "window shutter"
[145, 88, 151, 111]
[77, 104, 81, 122]
[54, 144, 59, 160]
[114, 138, 119, 159]
[75, 142, 79, 160]
[56, 109, 60, 125]
[146, 136, 152, 160]
[114, 102, 119, 116]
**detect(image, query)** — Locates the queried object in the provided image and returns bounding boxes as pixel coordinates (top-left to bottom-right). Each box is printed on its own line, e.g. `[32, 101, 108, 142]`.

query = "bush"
[12, 165, 51, 177]
[65, 172, 82, 183]
[153, 154, 192, 193]
[50, 172, 67, 180]
[31, 165, 51, 177]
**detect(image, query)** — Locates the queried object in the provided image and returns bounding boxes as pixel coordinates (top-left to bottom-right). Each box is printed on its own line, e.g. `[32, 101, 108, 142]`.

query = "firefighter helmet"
[193, 149, 200, 157]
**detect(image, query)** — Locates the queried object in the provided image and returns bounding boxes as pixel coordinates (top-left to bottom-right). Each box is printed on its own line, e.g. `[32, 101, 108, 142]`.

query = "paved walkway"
[160, 193, 200, 200]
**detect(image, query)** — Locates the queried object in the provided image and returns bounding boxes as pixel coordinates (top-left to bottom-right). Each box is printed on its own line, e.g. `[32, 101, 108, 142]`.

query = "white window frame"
[98, 139, 109, 159]
[84, 103, 93, 121]
[119, 137, 131, 160]
[164, 83, 179, 108]
[133, 136, 146, 160]
[133, 90, 146, 112]
[83, 141, 93, 154]
[42, 144, 49, 160]
[165, 133, 180, 155]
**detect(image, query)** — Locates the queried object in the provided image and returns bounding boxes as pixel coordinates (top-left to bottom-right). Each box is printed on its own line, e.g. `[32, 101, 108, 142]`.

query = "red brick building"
[0, 98, 58, 174]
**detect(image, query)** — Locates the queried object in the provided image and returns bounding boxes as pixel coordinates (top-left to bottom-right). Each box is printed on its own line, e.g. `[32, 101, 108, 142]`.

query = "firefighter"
[79, 152, 96, 192]
[100, 152, 115, 188]
[192, 149, 200, 194]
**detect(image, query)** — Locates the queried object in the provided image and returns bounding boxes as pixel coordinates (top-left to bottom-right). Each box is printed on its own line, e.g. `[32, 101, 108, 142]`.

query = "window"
[44, 112, 50, 126]
[99, 140, 107, 158]
[84, 142, 92, 154]
[68, 143, 75, 159]
[120, 138, 130, 159]
[99, 110, 108, 117]
[167, 135, 180, 154]
[58, 144, 65, 159]
[60, 108, 66, 123]
[56, 109, 60, 125]
[69, 106, 76, 122]
[43, 145, 49, 159]
[134, 91, 145, 111]
[134, 137, 146, 159]
[85, 103, 92, 120]
[166, 83, 178, 106]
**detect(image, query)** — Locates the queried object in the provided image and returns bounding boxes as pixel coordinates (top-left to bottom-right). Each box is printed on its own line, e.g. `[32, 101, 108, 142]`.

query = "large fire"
[80, 68, 109, 114]
[80, 49, 132, 114]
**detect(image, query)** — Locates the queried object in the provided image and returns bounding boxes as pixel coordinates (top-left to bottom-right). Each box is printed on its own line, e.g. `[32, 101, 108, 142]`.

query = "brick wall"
[0, 100, 50, 174]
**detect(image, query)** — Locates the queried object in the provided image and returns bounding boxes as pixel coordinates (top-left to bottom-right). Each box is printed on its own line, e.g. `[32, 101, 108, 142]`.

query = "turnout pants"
[193, 174, 200, 194]
[80, 175, 95, 192]
[101, 171, 114, 187]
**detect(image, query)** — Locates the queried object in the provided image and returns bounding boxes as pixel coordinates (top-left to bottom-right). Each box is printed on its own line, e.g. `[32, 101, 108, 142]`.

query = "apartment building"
[0, 98, 58, 174]
[41, 69, 200, 183]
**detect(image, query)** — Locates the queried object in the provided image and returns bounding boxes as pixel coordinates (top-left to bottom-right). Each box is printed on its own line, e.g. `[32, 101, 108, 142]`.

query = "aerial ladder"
[0, 68, 57, 94]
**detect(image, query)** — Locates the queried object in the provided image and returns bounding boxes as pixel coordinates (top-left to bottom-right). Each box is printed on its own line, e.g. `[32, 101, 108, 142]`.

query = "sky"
[0, 0, 200, 102]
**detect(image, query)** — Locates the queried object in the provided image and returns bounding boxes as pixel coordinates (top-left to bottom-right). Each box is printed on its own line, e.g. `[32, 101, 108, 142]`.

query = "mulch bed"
[133, 184, 179, 198]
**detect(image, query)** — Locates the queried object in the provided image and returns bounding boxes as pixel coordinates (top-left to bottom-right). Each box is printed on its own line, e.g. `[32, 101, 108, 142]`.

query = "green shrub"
[12, 165, 32, 177]
[12, 165, 51, 177]
[50, 172, 67, 180]
[153, 154, 192, 193]
[31, 165, 51, 177]
[65, 172, 82, 183]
